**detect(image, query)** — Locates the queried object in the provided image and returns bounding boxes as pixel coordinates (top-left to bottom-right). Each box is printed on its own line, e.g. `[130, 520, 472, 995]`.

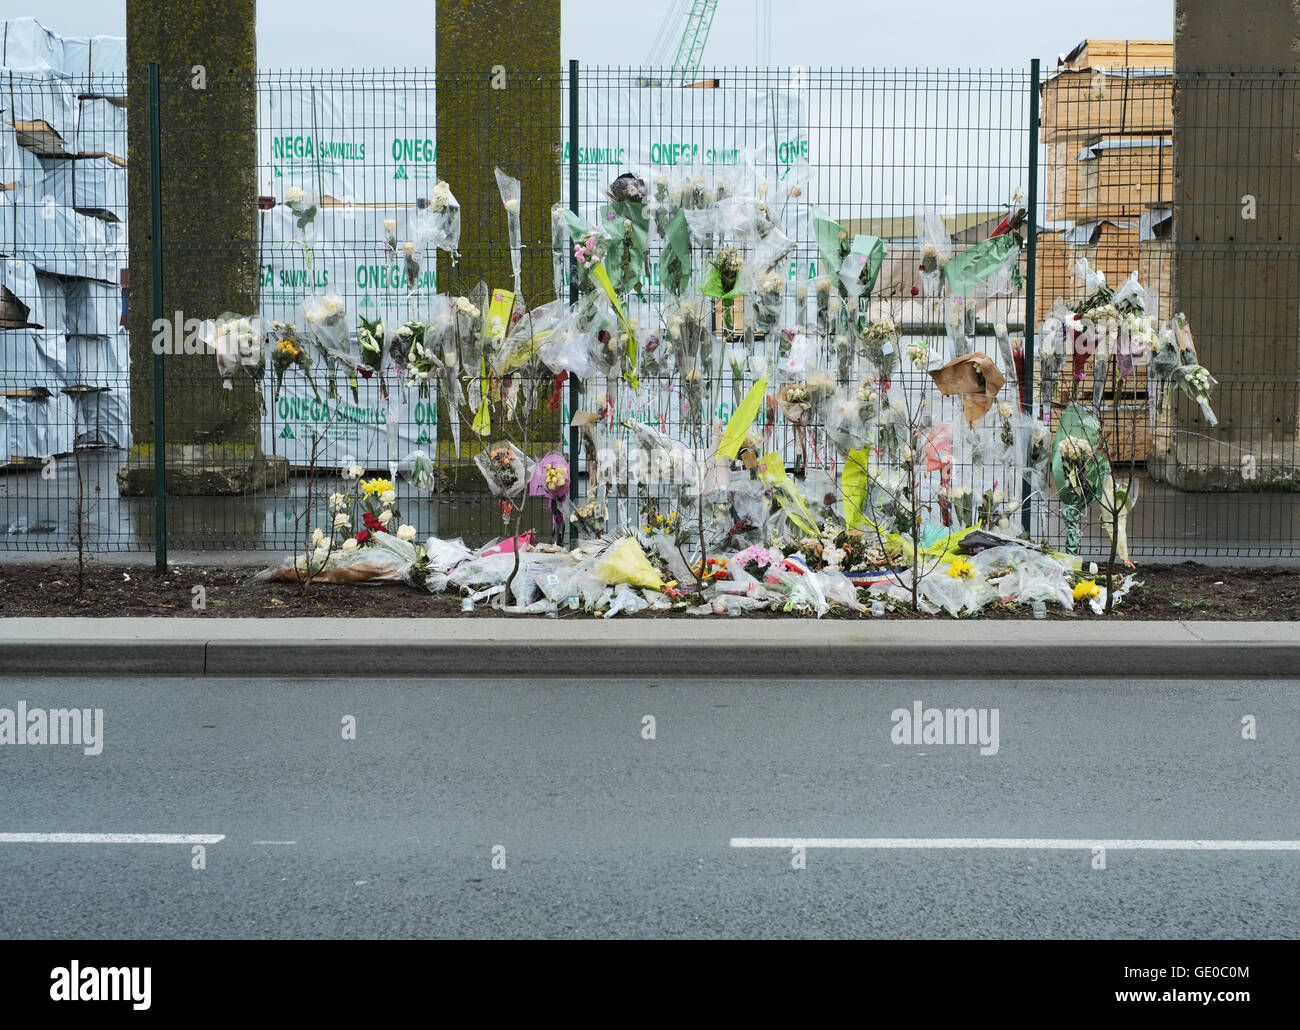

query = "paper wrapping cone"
[928, 352, 1006, 427]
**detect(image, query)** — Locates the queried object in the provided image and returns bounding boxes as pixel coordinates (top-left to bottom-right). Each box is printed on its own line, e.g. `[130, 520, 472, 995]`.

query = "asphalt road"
[0, 675, 1297, 939]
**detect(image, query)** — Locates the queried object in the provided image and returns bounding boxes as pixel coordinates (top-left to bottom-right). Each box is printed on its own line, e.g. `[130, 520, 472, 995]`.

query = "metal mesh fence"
[1, 63, 1297, 559]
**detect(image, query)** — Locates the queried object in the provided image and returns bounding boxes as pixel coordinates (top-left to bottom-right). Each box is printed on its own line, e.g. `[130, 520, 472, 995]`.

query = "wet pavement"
[2, 447, 1299, 561]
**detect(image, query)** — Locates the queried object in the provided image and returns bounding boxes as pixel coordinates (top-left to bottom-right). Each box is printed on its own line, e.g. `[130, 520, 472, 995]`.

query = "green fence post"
[1022, 58, 1040, 537]
[148, 62, 167, 569]
[567, 58, 580, 548]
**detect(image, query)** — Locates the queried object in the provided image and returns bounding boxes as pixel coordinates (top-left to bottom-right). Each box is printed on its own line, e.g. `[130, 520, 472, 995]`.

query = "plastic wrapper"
[474, 442, 532, 500]
[816, 570, 865, 611]
[993, 322, 1018, 399]
[1111, 271, 1147, 313]
[254, 535, 446, 593]
[201, 313, 260, 391]
[603, 583, 651, 618]
[454, 282, 489, 370]
[969, 543, 1074, 610]
[944, 233, 1020, 298]
[448, 552, 518, 591]
[540, 289, 619, 380]
[1088, 574, 1142, 614]
[915, 206, 953, 298]
[283, 184, 319, 258]
[550, 203, 570, 301]
[600, 197, 650, 296]
[395, 449, 434, 489]
[494, 167, 523, 292]
[592, 536, 666, 591]
[423, 534, 474, 572]
[490, 300, 560, 377]
[769, 567, 830, 617]
[649, 176, 694, 297]
[836, 234, 886, 315]
[1037, 299, 1072, 407]
[418, 180, 462, 260]
[301, 293, 352, 367]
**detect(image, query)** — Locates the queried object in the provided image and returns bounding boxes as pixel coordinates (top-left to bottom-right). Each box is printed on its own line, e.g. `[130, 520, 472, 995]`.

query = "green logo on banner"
[417, 429, 431, 444]
[393, 165, 408, 180]
[279, 424, 296, 439]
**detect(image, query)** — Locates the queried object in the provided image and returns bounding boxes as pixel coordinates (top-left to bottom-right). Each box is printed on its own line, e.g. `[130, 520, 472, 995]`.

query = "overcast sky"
[25, 0, 1174, 69]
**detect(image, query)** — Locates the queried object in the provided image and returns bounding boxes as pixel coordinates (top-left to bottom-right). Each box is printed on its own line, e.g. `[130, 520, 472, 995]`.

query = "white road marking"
[731, 837, 1300, 851]
[0, 832, 223, 844]
[252, 840, 297, 845]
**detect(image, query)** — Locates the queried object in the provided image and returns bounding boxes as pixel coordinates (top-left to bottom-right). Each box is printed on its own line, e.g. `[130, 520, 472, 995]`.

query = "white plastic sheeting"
[1, 20, 129, 458]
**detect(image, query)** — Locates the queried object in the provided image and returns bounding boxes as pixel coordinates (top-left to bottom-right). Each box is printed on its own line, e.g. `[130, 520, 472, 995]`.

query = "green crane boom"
[671, 0, 718, 83]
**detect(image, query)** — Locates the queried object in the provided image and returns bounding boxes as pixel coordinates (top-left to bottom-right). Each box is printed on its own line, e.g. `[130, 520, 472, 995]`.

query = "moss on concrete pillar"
[435, 1, 562, 464]
[126, 0, 260, 459]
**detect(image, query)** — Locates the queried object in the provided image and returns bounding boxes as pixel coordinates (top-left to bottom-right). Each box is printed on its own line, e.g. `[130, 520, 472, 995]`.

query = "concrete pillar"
[1159, 0, 1300, 489]
[123, 0, 274, 496]
[435, 1, 562, 477]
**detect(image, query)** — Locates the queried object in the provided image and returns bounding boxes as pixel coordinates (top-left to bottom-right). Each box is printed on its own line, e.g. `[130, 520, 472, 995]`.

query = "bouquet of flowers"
[650, 175, 692, 296]
[528, 452, 571, 543]
[600, 173, 650, 297]
[752, 270, 785, 334]
[475, 442, 531, 503]
[705, 246, 744, 298]
[779, 381, 813, 476]
[1163, 313, 1219, 426]
[285, 185, 318, 233]
[857, 317, 900, 378]
[421, 179, 462, 261]
[204, 313, 262, 394]
[357, 314, 387, 392]
[495, 167, 523, 293]
[268, 320, 318, 401]
[915, 207, 953, 298]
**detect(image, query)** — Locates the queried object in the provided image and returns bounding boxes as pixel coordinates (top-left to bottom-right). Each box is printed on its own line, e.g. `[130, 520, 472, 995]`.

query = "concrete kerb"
[0, 619, 1297, 678]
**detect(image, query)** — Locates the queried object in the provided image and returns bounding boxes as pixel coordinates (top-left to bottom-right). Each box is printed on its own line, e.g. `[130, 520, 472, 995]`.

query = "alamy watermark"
[890, 700, 999, 756]
[0, 702, 103, 756]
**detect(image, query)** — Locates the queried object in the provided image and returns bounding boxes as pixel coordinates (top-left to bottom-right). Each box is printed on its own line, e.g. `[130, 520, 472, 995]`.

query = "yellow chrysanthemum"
[360, 478, 395, 497]
[947, 557, 976, 579]
[276, 339, 299, 358]
[1073, 580, 1101, 600]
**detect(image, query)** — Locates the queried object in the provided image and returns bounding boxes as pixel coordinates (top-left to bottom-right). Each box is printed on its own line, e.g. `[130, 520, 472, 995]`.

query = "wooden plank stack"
[1038, 38, 1173, 275]
[1038, 41, 1173, 464]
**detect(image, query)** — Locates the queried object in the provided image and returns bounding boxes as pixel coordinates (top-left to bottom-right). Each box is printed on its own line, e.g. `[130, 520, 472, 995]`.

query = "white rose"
[403, 241, 416, 255]
[380, 490, 396, 505]
[344, 464, 364, 480]
[504, 198, 520, 213]
[313, 546, 329, 563]
[396, 524, 416, 541]
[285, 186, 305, 206]
[333, 513, 351, 531]
[376, 509, 393, 525]
[995, 323, 1008, 337]
[341, 537, 358, 552]
[992, 489, 1006, 504]
[311, 528, 325, 547]
[383, 218, 396, 234]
